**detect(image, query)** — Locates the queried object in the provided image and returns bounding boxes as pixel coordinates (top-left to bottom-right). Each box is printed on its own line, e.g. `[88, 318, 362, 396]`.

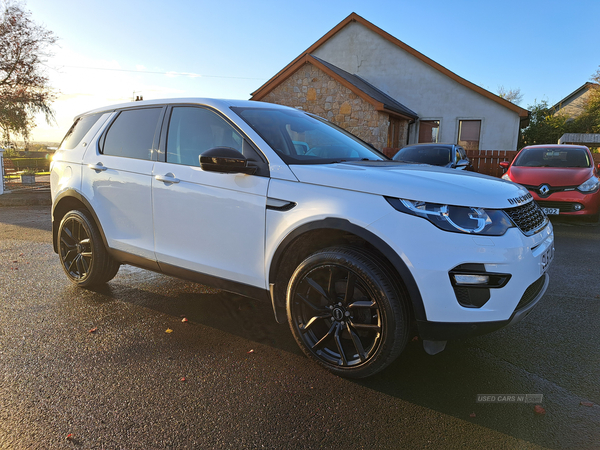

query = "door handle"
[88, 163, 107, 172]
[155, 173, 180, 184]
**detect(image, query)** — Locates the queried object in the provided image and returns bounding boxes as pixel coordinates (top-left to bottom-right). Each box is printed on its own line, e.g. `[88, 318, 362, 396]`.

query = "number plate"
[540, 242, 554, 275]
[542, 207, 560, 215]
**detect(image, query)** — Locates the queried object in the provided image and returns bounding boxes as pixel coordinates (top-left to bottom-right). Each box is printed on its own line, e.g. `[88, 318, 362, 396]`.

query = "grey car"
[392, 143, 473, 170]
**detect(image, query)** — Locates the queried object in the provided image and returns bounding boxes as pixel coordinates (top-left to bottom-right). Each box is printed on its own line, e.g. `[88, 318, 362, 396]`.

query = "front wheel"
[57, 210, 120, 287]
[286, 247, 409, 378]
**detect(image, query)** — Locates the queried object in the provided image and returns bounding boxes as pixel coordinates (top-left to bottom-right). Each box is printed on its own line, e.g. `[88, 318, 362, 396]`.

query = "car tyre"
[287, 246, 409, 378]
[57, 210, 120, 287]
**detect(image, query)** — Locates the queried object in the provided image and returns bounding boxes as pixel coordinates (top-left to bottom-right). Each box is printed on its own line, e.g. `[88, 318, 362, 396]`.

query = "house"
[553, 82, 599, 119]
[250, 13, 529, 156]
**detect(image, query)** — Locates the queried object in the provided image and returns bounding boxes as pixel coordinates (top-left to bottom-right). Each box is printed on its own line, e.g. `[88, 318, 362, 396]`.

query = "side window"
[103, 108, 162, 160]
[166, 107, 243, 166]
[59, 113, 104, 150]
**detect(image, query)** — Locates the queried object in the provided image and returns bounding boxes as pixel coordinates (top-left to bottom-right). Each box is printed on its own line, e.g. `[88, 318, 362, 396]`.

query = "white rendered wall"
[313, 22, 520, 150]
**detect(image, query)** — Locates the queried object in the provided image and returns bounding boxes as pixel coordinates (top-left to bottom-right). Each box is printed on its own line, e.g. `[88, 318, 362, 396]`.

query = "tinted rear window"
[59, 113, 104, 150]
[102, 108, 162, 160]
[393, 145, 452, 166]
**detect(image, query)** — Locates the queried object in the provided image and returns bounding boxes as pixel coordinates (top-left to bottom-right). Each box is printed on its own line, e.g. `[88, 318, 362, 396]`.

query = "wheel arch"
[52, 189, 109, 254]
[268, 218, 426, 323]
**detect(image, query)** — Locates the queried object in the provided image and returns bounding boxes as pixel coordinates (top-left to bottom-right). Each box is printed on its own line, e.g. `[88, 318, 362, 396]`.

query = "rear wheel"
[287, 247, 409, 378]
[57, 210, 120, 287]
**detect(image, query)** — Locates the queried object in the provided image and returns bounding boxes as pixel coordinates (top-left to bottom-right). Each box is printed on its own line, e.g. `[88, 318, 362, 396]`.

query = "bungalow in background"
[251, 13, 529, 158]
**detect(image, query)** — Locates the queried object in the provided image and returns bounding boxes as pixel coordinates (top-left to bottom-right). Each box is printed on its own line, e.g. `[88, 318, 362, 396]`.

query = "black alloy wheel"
[58, 210, 120, 287]
[287, 247, 408, 378]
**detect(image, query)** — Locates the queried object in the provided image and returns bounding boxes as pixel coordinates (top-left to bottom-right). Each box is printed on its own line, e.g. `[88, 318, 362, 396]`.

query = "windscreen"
[513, 147, 590, 168]
[232, 107, 386, 164]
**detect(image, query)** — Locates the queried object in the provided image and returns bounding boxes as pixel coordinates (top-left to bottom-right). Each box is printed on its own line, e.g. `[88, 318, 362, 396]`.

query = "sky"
[18, 0, 600, 143]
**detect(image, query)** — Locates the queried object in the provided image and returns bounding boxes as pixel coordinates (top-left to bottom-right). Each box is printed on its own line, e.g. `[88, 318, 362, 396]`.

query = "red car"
[500, 144, 600, 220]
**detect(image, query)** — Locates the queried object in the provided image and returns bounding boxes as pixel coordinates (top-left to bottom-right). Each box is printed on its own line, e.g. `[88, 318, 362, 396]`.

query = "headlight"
[577, 176, 600, 193]
[386, 198, 514, 236]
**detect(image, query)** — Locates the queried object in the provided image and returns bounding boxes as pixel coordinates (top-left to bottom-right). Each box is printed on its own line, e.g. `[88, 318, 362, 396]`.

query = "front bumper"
[367, 211, 554, 329]
[416, 272, 549, 340]
[532, 190, 600, 216]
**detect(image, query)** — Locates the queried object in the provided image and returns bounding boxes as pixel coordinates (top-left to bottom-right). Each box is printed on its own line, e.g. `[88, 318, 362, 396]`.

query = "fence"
[465, 150, 518, 177]
[5, 157, 51, 172]
[1, 156, 51, 194]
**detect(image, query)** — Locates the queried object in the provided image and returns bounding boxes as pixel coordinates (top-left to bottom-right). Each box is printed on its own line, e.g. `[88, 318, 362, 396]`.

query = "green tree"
[519, 100, 571, 148]
[0, 3, 57, 142]
[520, 67, 600, 148]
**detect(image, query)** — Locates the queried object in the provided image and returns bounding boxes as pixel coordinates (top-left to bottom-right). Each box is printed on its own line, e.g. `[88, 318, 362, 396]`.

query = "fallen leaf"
[580, 401, 594, 407]
[411, 336, 419, 342]
[469, 413, 476, 418]
[247, 349, 255, 354]
[181, 317, 188, 323]
[165, 328, 173, 334]
[180, 377, 186, 382]
[66, 433, 73, 440]
[534, 405, 546, 415]
[88, 327, 98, 333]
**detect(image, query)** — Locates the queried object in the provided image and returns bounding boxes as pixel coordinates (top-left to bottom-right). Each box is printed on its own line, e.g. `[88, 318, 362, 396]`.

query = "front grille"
[537, 200, 580, 213]
[504, 200, 548, 235]
[521, 184, 577, 197]
[516, 275, 546, 310]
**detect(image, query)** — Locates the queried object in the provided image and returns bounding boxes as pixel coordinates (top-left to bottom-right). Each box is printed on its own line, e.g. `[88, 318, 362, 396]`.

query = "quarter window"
[458, 120, 481, 151]
[59, 113, 104, 150]
[166, 107, 243, 166]
[103, 108, 162, 160]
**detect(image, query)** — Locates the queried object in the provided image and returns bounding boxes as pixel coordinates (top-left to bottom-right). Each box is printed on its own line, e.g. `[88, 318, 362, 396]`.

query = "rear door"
[81, 106, 164, 267]
[152, 105, 270, 291]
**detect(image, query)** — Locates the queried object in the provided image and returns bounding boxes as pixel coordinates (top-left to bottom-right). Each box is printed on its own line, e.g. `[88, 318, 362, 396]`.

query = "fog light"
[574, 204, 583, 211]
[453, 274, 490, 285]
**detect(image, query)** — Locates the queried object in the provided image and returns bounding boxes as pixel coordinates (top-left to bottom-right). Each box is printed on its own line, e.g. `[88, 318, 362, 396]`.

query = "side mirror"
[454, 160, 469, 168]
[499, 161, 510, 169]
[199, 147, 256, 174]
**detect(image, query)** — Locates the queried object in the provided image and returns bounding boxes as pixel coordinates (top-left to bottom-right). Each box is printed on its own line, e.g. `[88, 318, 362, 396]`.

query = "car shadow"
[77, 266, 593, 450]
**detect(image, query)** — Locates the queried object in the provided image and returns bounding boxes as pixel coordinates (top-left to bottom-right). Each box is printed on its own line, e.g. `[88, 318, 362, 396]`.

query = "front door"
[152, 106, 269, 290]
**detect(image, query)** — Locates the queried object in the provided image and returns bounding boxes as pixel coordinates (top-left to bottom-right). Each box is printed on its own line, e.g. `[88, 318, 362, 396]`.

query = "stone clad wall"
[260, 62, 393, 150]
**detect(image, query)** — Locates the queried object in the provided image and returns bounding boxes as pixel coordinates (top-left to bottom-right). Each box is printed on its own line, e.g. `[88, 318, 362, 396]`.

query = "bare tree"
[497, 86, 524, 105]
[0, 2, 57, 142]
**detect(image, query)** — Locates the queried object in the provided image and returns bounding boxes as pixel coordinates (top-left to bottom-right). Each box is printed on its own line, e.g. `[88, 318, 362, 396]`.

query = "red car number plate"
[542, 207, 559, 215]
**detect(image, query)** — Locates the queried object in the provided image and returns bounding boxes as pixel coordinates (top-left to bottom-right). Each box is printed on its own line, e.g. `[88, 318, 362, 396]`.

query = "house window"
[458, 120, 481, 151]
[418, 120, 439, 143]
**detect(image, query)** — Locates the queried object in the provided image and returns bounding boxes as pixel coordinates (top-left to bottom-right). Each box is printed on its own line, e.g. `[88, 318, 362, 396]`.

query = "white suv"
[51, 98, 554, 378]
